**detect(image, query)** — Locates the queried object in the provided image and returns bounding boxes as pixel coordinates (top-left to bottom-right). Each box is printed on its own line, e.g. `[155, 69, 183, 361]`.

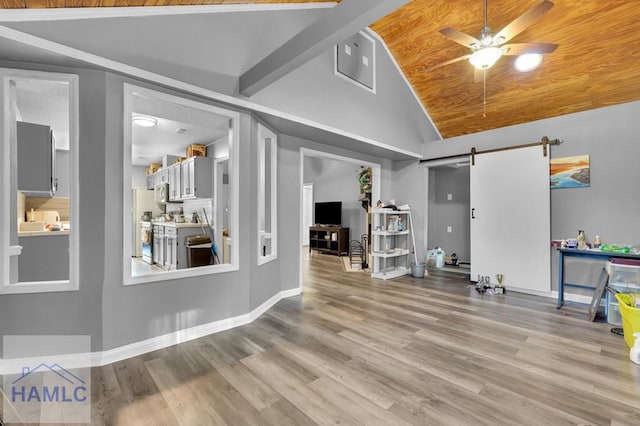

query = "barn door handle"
[471, 208, 475, 219]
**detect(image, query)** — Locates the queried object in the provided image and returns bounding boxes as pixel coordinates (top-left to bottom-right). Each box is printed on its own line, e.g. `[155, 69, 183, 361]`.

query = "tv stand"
[309, 226, 349, 256]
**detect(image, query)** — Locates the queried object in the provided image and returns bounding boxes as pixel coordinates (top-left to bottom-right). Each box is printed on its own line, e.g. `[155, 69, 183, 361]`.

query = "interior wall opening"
[123, 84, 240, 285]
[299, 148, 381, 289]
[1, 68, 79, 294]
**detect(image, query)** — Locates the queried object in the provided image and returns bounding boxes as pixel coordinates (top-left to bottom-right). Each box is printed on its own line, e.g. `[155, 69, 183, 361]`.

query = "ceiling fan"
[426, 0, 558, 78]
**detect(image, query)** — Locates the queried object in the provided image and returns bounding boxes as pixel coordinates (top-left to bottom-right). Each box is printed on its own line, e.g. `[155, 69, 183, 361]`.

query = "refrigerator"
[132, 189, 163, 257]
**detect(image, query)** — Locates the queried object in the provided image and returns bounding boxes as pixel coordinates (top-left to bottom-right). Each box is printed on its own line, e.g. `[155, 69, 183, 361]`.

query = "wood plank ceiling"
[3, 0, 640, 138]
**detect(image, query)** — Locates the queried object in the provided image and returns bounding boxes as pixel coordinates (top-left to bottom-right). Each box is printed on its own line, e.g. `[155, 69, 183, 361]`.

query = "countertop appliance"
[132, 188, 163, 257]
[28, 210, 60, 225]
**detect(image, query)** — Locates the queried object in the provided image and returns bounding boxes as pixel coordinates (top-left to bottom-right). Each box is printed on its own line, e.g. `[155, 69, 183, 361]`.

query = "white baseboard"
[101, 286, 301, 366]
[549, 290, 594, 305]
[498, 287, 595, 305]
[0, 287, 302, 373]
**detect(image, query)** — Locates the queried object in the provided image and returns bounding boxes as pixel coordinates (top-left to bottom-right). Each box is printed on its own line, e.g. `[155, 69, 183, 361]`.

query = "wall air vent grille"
[335, 31, 376, 94]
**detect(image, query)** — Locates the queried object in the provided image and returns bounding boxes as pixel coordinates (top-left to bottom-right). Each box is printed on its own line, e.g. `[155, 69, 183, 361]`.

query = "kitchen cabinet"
[152, 224, 164, 266]
[154, 223, 206, 270]
[145, 174, 154, 190]
[153, 169, 168, 202]
[371, 208, 412, 280]
[164, 226, 177, 270]
[168, 163, 182, 201]
[157, 169, 169, 184]
[181, 156, 212, 199]
[17, 121, 57, 197]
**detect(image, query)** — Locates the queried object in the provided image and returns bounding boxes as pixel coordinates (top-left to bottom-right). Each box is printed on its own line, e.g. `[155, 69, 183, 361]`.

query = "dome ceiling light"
[132, 114, 157, 127]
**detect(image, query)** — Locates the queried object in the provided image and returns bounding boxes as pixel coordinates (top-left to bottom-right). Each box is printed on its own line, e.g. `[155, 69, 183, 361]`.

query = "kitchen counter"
[18, 230, 70, 237]
[151, 221, 207, 229]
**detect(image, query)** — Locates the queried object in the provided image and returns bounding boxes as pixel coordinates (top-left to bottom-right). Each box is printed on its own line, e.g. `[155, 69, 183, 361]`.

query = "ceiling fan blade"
[439, 27, 480, 48]
[502, 42, 558, 55]
[494, 0, 555, 44]
[423, 54, 471, 72]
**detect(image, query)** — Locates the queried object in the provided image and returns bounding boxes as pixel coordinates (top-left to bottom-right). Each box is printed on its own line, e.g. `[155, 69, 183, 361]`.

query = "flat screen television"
[314, 201, 342, 226]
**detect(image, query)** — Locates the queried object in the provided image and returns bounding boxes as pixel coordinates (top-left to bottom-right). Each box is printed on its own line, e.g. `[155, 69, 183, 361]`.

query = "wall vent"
[335, 31, 376, 94]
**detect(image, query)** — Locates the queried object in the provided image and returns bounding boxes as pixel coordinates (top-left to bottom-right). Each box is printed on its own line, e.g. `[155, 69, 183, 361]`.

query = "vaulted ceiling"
[2, 0, 640, 139]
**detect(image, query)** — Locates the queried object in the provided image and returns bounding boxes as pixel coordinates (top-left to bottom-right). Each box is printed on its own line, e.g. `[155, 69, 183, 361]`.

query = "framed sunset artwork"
[550, 155, 590, 189]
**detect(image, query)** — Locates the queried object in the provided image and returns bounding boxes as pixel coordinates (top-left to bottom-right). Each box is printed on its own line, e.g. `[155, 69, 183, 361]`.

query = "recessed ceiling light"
[514, 53, 542, 72]
[175, 128, 187, 134]
[132, 115, 157, 127]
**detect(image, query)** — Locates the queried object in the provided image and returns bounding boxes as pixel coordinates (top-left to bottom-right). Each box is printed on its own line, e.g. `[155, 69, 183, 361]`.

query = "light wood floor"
[3, 253, 640, 425]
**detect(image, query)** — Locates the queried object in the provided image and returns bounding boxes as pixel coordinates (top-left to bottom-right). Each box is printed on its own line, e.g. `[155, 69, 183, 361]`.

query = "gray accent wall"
[100, 74, 255, 350]
[0, 64, 106, 353]
[422, 100, 640, 292]
[249, 36, 439, 155]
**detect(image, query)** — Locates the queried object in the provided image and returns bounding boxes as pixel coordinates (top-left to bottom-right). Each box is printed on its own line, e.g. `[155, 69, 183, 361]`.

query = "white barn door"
[470, 146, 550, 294]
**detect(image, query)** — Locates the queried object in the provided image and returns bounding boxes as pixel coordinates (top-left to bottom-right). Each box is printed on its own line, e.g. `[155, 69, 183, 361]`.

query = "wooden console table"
[309, 226, 349, 256]
[557, 248, 640, 309]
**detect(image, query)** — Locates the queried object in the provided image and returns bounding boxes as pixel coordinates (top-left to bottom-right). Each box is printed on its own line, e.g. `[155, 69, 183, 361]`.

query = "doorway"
[424, 146, 551, 293]
[426, 163, 471, 267]
[299, 148, 381, 290]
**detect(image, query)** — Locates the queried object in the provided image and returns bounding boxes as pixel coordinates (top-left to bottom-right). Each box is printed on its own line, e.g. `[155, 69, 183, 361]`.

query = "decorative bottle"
[577, 230, 586, 250]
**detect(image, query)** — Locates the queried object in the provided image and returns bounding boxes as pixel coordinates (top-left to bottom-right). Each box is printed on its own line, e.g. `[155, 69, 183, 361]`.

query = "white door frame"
[302, 183, 313, 246]
[421, 156, 470, 277]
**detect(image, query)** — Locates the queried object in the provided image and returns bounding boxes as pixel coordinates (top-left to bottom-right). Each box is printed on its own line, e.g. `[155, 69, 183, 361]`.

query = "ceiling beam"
[239, 0, 409, 96]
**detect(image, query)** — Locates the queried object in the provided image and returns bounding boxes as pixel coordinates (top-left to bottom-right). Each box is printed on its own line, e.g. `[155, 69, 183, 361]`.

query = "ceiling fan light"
[469, 47, 503, 70]
[132, 114, 157, 127]
[514, 53, 543, 72]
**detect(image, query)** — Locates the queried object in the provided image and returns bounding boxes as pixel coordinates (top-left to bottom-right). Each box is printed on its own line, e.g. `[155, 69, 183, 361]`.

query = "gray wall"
[131, 165, 148, 189]
[427, 166, 470, 262]
[249, 35, 438, 156]
[100, 74, 256, 350]
[55, 149, 70, 197]
[390, 159, 428, 263]
[422, 100, 640, 292]
[0, 64, 106, 353]
[0, 60, 402, 356]
[303, 156, 366, 239]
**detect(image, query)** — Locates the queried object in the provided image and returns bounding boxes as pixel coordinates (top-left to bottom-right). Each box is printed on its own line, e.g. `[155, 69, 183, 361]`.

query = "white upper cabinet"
[180, 156, 212, 200]
[168, 163, 182, 201]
